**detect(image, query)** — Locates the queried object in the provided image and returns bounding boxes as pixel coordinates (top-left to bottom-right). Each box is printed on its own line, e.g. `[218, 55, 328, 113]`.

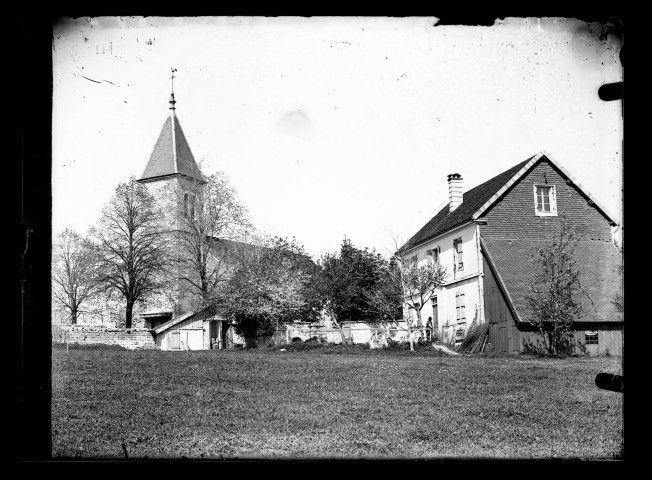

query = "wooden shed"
[150, 308, 244, 351]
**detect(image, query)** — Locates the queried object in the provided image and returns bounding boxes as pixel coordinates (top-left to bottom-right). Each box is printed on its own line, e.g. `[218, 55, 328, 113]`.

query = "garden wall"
[52, 324, 158, 350]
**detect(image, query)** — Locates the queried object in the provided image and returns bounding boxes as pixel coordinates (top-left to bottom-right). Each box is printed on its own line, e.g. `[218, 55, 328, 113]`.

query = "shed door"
[169, 330, 180, 350]
[185, 330, 203, 350]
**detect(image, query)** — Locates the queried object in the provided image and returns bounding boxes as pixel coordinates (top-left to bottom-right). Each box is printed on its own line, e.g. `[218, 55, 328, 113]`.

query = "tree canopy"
[173, 171, 253, 308]
[222, 236, 323, 347]
[91, 177, 170, 328]
[52, 229, 102, 325]
[318, 238, 390, 341]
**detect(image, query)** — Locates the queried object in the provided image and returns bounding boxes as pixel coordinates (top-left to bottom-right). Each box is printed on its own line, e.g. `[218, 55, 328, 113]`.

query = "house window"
[183, 193, 189, 218]
[427, 246, 440, 265]
[585, 331, 599, 345]
[455, 291, 466, 322]
[409, 255, 418, 268]
[534, 185, 558, 216]
[453, 238, 463, 272]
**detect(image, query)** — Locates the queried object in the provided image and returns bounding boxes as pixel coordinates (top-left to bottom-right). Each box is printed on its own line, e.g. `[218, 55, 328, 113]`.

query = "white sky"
[52, 16, 623, 259]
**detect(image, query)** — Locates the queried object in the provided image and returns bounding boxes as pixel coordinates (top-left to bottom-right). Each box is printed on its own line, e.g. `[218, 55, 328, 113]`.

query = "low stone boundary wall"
[52, 324, 158, 350]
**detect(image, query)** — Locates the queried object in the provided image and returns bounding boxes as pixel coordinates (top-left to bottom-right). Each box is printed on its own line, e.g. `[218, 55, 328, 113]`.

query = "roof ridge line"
[171, 112, 178, 174]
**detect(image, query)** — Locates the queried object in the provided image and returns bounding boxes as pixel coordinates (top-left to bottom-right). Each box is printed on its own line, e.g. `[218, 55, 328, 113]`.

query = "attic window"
[534, 185, 557, 217]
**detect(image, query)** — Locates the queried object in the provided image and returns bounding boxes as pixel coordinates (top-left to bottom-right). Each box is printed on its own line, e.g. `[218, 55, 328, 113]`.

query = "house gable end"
[479, 156, 616, 243]
[473, 151, 618, 228]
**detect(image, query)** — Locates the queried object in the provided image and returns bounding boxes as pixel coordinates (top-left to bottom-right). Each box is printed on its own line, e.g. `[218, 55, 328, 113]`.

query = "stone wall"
[52, 324, 158, 350]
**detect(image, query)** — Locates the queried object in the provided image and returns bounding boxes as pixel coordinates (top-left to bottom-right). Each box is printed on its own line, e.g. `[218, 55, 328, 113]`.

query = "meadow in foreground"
[51, 344, 622, 459]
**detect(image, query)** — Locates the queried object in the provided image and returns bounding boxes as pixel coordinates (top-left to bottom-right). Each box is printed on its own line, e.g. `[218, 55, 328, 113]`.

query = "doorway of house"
[430, 295, 439, 340]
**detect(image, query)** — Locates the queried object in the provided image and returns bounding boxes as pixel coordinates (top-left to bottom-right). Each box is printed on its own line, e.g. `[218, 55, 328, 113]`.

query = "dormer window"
[534, 185, 557, 216]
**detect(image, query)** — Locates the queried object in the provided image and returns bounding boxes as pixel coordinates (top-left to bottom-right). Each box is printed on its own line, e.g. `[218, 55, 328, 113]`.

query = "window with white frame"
[453, 238, 463, 272]
[534, 185, 558, 216]
[585, 331, 599, 345]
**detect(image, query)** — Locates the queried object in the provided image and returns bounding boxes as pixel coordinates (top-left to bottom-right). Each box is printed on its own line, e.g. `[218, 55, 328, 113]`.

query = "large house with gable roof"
[400, 151, 623, 355]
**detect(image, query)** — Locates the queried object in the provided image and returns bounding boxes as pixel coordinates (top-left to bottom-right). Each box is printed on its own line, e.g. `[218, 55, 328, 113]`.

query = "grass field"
[51, 344, 623, 459]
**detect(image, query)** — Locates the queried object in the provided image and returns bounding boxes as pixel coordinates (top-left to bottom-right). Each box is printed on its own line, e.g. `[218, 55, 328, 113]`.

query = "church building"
[136, 84, 244, 350]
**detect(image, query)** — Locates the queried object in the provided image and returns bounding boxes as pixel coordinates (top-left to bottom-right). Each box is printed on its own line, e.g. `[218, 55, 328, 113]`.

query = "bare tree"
[173, 170, 253, 309]
[367, 254, 447, 351]
[524, 222, 584, 355]
[51, 229, 102, 325]
[91, 177, 170, 329]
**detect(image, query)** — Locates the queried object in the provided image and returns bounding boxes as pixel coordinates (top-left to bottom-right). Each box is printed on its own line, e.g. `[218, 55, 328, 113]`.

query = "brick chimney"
[447, 173, 463, 213]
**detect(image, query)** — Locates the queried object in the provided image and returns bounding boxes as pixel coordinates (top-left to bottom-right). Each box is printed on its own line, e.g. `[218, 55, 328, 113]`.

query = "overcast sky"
[52, 16, 623, 259]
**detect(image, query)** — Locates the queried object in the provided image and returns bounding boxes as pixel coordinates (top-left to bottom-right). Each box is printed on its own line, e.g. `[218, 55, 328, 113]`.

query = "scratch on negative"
[80, 75, 101, 84]
[23, 228, 32, 258]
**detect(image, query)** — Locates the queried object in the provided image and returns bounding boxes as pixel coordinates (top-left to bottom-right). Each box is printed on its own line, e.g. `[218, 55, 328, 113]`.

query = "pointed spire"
[169, 67, 178, 112]
[138, 69, 204, 184]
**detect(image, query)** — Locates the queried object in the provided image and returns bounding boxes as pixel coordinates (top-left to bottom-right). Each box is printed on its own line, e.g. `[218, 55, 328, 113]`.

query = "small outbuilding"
[150, 308, 244, 351]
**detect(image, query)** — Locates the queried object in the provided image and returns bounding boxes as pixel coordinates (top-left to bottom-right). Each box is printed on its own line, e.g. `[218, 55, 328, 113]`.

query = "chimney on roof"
[447, 173, 463, 213]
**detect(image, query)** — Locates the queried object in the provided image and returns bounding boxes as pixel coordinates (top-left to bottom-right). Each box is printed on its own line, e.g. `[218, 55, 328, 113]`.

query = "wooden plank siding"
[482, 254, 520, 354]
[520, 325, 623, 356]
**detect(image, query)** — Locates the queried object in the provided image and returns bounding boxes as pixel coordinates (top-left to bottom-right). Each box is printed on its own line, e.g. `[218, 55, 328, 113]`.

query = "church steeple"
[169, 67, 177, 113]
[138, 69, 204, 184]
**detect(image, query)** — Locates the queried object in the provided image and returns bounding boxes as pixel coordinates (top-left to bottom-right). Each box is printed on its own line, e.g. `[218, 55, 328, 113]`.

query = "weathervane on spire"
[169, 67, 178, 111]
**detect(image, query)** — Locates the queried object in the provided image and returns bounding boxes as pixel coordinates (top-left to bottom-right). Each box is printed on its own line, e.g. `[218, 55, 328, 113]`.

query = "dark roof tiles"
[483, 238, 623, 323]
[140, 115, 204, 182]
[402, 157, 534, 251]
